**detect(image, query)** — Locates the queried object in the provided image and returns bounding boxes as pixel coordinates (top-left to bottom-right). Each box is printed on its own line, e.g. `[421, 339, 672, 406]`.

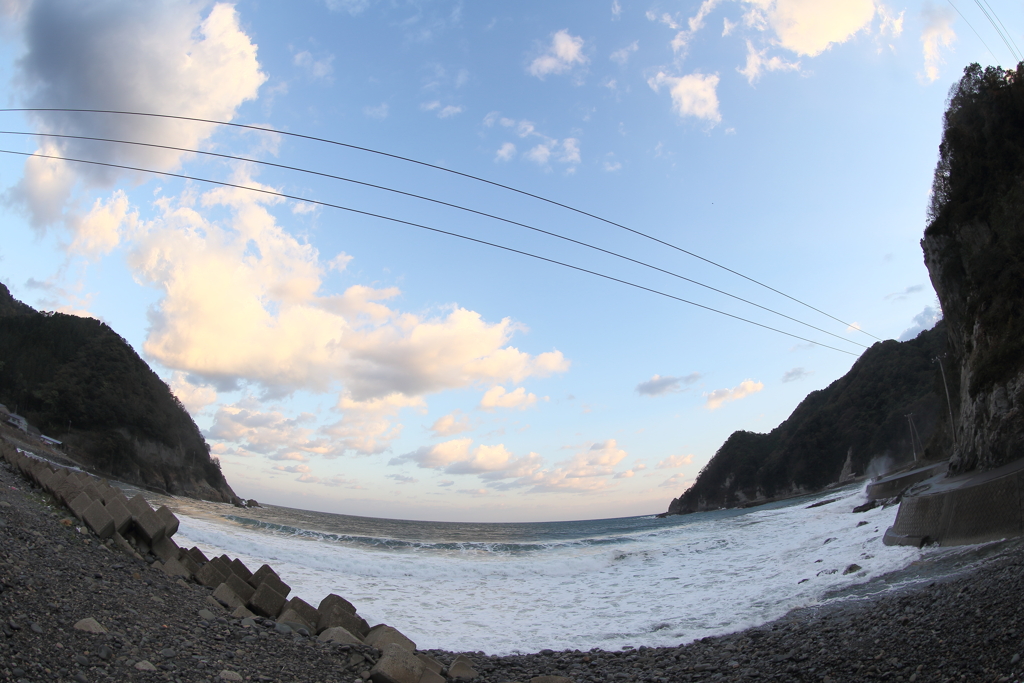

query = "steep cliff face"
[922, 63, 1024, 475]
[667, 324, 948, 514]
[0, 283, 237, 502]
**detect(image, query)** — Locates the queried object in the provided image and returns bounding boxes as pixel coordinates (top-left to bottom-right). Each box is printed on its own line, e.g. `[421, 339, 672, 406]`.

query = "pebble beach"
[2, 450, 1024, 683]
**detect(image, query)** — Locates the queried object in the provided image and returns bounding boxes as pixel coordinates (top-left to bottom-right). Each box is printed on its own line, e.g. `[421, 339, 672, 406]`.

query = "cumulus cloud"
[479, 386, 538, 411]
[657, 453, 693, 469]
[519, 440, 628, 493]
[636, 372, 701, 396]
[208, 399, 330, 460]
[68, 190, 137, 258]
[920, 3, 956, 83]
[745, 0, 875, 57]
[660, 472, 691, 488]
[392, 438, 538, 477]
[529, 29, 588, 78]
[738, 40, 800, 83]
[124, 180, 569, 404]
[7, 1, 266, 229]
[647, 72, 721, 123]
[705, 379, 764, 410]
[430, 410, 472, 437]
[364, 103, 389, 119]
[782, 367, 812, 383]
[169, 371, 218, 413]
[899, 305, 942, 341]
[421, 101, 464, 118]
[322, 393, 426, 455]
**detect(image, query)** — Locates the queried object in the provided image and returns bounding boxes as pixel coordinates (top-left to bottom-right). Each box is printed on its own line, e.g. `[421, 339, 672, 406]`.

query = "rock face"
[0, 283, 236, 502]
[666, 323, 949, 514]
[921, 63, 1024, 475]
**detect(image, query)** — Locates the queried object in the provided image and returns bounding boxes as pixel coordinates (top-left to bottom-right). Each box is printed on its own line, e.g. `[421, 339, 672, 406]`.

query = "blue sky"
[1, 0, 1020, 521]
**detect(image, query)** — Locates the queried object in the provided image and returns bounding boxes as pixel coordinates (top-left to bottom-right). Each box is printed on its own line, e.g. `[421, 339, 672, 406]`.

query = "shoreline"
[2, 453, 1022, 683]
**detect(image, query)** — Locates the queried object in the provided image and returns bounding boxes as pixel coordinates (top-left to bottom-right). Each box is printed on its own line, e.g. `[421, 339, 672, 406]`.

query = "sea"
[124, 482, 1000, 655]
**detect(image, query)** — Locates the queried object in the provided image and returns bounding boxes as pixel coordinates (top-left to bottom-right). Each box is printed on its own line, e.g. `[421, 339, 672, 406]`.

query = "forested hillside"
[667, 323, 950, 514]
[0, 284, 236, 502]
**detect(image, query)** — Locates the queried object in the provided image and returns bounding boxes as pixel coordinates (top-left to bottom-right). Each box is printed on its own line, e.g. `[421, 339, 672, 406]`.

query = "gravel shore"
[2, 455, 1022, 683]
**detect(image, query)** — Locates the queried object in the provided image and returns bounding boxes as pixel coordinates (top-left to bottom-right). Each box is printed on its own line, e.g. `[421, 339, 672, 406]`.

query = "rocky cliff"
[922, 63, 1024, 475]
[666, 324, 949, 515]
[0, 283, 237, 502]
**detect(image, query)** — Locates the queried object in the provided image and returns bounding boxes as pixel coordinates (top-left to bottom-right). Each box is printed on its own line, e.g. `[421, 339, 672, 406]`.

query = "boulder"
[364, 625, 416, 653]
[212, 582, 244, 610]
[73, 618, 107, 634]
[81, 499, 115, 539]
[318, 626, 362, 645]
[247, 582, 287, 618]
[155, 505, 179, 538]
[104, 496, 133, 535]
[369, 643, 425, 683]
[68, 491, 94, 521]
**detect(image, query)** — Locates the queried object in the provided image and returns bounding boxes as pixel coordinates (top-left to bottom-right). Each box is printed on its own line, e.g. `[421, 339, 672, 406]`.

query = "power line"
[0, 147, 861, 356]
[979, 0, 1022, 60]
[0, 129, 867, 350]
[947, 0, 1003, 64]
[0, 107, 881, 341]
[972, 0, 1022, 62]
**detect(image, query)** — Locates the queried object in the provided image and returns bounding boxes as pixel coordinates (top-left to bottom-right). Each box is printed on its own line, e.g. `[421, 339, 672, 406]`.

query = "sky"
[0, 0, 1020, 522]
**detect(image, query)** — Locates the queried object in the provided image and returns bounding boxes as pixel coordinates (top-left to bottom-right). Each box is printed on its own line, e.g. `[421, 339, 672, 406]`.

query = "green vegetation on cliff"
[920, 62, 1024, 474]
[0, 283, 235, 501]
[667, 323, 950, 514]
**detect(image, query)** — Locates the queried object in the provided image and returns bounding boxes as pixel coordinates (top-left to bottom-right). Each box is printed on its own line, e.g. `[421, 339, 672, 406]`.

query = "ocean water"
[130, 483, 982, 655]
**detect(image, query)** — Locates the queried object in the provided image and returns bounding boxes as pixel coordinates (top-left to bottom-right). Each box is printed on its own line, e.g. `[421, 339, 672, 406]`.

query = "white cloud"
[430, 410, 472, 437]
[527, 143, 553, 165]
[69, 189, 137, 257]
[878, 4, 904, 38]
[603, 160, 622, 172]
[169, 371, 218, 413]
[782, 367, 812, 383]
[364, 103, 389, 119]
[723, 17, 737, 36]
[660, 472, 691, 488]
[636, 372, 701, 396]
[899, 305, 942, 341]
[610, 41, 639, 65]
[529, 29, 588, 79]
[647, 72, 722, 123]
[705, 379, 764, 410]
[479, 386, 538, 411]
[7, 1, 266, 230]
[126, 180, 569, 403]
[746, 0, 875, 57]
[495, 142, 517, 162]
[392, 438, 535, 476]
[209, 399, 329, 459]
[294, 50, 334, 80]
[438, 105, 464, 118]
[559, 138, 581, 164]
[671, 0, 724, 54]
[325, 0, 372, 15]
[656, 454, 693, 469]
[920, 3, 956, 83]
[519, 440, 628, 493]
[738, 40, 800, 84]
[322, 393, 426, 456]
[612, 0, 621, 19]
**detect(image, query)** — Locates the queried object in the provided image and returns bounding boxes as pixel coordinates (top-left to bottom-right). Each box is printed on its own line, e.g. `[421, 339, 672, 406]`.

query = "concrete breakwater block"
[105, 496, 132, 535]
[283, 597, 318, 630]
[229, 558, 252, 580]
[225, 573, 256, 603]
[126, 493, 153, 520]
[416, 654, 443, 674]
[364, 625, 416, 653]
[134, 507, 166, 544]
[278, 608, 314, 634]
[318, 626, 362, 645]
[196, 561, 229, 588]
[152, 536, 180, 563]
[447, 655, 478, 681]
[318, 595, 369, 636]
[187, 546, 210, 565]
[369, 643, 425, 683]
[213, 582, 245, 610]
[247, 582, 288, 618]
[156, 505, 179, 537]
[69, 491, 94, 522]
[82, 499, 115, 539]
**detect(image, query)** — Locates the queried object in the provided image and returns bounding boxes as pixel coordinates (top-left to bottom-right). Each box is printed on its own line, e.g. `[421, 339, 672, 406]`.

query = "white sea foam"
[170, 485, 947, 654]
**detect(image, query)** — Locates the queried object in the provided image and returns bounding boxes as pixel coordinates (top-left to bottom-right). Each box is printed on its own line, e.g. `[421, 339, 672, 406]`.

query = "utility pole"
[933, 355, 958, 448]
[905, 413, 919, 462]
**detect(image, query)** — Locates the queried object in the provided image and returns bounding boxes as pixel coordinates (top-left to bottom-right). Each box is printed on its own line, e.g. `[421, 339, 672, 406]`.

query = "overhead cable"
[0, 147, 860, 356]
[0, 107, 881, 341]
[0, 129, 867, 350]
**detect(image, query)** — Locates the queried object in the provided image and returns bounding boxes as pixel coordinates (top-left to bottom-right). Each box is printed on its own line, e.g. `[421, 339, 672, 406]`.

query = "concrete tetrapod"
[369, 643, 425, 683]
